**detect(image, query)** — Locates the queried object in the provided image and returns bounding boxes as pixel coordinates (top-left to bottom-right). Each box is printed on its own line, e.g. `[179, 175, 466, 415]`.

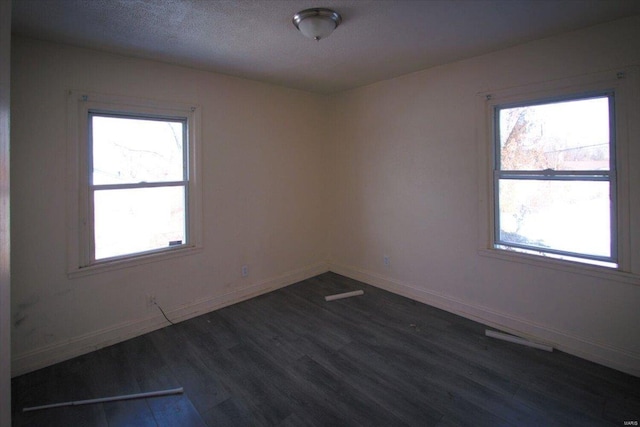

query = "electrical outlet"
[383, 255, 390, 267]
[241, 265, 249, 277]
[146, 294, 156, 308]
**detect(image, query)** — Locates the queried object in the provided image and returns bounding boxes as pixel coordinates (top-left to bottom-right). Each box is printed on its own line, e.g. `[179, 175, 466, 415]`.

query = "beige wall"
[11, 15, 640, 378]
[10, 37, 330, 375]
[329, 16, 640, 376]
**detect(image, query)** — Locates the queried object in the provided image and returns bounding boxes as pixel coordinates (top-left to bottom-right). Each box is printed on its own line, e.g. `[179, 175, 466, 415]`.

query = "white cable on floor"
[324, 290, 364, 301]
[23, 387, 184, 412]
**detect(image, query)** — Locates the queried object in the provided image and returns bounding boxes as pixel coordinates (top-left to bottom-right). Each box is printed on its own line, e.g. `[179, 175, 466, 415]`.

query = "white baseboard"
[329, 262, 640, 378]
[12, 262, 329, 377]
[14, 261, 638, 378]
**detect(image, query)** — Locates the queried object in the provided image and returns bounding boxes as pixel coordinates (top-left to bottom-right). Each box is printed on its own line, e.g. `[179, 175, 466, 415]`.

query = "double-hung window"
[480, 69, 640, 275]
[89, 112, 189, 261]
[494, 93, 616, 267]
[67, 92, 202, 274]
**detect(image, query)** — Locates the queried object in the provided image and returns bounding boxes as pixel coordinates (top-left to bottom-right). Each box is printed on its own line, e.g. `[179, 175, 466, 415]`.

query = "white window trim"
[476, 68, 640, 285]
[66, 91, 203, 277]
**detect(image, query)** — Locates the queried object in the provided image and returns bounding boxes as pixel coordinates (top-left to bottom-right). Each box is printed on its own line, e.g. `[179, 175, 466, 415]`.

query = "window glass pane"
[93, 186, 186, 260]
[498, 179, 611, 258]
[499, 97, 610, 171]
[91, 115, 184, 185]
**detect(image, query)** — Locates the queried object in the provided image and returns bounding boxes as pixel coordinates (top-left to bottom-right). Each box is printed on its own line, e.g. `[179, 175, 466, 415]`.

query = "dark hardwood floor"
[11, 272, 640, 426]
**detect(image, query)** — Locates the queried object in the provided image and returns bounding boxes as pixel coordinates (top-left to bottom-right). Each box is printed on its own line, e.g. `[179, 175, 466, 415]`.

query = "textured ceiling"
[11, 0, 640, 93]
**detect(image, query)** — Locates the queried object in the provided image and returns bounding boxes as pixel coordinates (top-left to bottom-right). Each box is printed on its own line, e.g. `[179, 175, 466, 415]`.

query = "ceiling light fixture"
[292, 8, 342, 41]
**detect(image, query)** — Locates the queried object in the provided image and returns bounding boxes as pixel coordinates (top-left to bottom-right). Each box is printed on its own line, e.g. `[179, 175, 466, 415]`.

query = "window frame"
[492, 92, 618, 266]
[67, 91, 203, 277]
[477, 68, 640, 282]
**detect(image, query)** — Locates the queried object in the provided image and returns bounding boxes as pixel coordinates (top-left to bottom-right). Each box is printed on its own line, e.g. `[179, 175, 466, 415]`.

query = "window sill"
[67, 245, 203, 279]
[478, 248, 640, 286]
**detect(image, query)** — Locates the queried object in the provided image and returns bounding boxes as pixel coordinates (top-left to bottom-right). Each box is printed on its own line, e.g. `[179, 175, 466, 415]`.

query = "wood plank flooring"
[11, 272, 640, 426]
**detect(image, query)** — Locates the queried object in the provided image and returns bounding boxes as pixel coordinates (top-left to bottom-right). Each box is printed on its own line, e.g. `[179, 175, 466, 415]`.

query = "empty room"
[2, 0, 640, 426]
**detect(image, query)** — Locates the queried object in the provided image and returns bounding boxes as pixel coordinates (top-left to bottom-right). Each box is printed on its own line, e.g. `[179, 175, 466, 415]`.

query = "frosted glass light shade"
[293, 8, 342, 41]
[297, 16, 336, 40]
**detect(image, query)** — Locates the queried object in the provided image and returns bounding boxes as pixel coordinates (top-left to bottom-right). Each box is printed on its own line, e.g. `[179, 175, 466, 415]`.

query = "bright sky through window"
[495, 95, 615, 266]
[90, 115, 188, 261]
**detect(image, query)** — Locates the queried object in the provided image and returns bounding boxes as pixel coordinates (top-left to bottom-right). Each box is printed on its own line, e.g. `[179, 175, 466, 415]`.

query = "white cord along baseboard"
[486, 329, 554, 352]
